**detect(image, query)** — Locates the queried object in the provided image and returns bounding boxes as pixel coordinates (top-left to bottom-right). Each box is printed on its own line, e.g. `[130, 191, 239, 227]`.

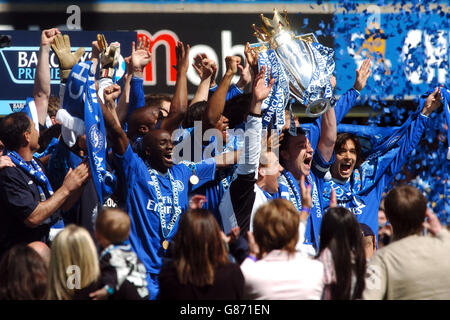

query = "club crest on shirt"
[176, 180, 184, 192]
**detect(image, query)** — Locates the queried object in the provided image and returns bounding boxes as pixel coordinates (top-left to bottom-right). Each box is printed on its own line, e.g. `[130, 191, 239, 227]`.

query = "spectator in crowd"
[363, 185, 450, 299]
[158, 208, 244, 300]
[0, 244, 48, 300]
[28, 241, 51, 267]
[0, 112, 89, 258]
[377, 200, 392, 249]
[360, 223, 376, 260]
[317, 207, 367, 300]
[89, 208, 149, 300]
[241, 199, 325, 300]
[47, 225, 101, 300]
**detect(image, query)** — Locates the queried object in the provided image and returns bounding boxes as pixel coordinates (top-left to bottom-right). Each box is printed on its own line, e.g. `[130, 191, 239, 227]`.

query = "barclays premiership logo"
[0, 46, 91, 84]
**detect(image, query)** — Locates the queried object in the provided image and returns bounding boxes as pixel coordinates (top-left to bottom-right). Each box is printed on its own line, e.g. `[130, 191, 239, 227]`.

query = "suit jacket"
[363, 229, 450, 300]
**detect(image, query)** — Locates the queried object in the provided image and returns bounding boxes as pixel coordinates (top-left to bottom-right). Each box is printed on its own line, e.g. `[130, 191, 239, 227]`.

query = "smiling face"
[143, 129, 174, 172]
[331, 138, 357, 181]
[280, 133, 314, 179]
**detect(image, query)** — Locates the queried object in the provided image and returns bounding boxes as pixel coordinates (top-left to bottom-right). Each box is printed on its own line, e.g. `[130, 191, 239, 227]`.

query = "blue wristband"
[302, 207, 311, 215]
[105, 285, 114, 295]
[248, 255, 257, 262]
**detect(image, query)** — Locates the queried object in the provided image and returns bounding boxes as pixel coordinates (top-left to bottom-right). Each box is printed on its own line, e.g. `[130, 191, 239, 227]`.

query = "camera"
[0, 35, 12, 48]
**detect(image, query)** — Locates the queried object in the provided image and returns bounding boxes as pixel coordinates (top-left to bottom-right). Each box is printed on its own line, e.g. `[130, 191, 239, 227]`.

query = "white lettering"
[66, 265, 81, 289]
[18, 52, 28, 68]
[402, 29, 448, 84]
[66, 5, 81, 30]
[27, 51, 38, 68]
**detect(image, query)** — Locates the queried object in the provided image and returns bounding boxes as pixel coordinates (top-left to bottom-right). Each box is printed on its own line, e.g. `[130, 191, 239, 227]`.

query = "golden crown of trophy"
[251, 9, 335, 117]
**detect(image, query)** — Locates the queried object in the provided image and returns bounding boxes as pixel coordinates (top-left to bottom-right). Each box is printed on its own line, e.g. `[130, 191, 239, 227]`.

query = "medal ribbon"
[145, 161, 181, 239]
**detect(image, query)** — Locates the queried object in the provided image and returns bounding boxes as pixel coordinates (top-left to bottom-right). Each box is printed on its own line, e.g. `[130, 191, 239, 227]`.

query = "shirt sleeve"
[0, 168, 39, 223]
[112, 143, 139, 191]
[236, 114, 262, 177]
[188, 157, 217, 190]
[377, 113, 430, 189]
[127, 77, 145, 120]
[230, 173, 257, 235]
[362, 254, 387, 300]
[208, 84, 244, 102]
[311, 148, 335, 179]
[99, 253, 119, 291]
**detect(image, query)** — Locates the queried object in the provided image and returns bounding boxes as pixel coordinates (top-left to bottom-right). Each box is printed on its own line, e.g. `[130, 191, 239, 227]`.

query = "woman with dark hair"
[158, 208, 244, 300]
[0, 244, 48, 300]
[317, 207, 367, 300]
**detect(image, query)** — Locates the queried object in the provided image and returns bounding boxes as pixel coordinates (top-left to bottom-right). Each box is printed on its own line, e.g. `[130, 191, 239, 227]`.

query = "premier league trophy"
[251, 9, 335, 126]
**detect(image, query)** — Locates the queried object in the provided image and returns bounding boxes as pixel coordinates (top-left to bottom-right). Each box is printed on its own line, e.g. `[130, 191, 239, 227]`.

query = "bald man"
[28, 241, 51, 266]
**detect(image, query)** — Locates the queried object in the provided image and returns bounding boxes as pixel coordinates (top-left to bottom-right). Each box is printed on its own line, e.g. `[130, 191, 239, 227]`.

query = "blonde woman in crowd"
[46, 225, 101, 300]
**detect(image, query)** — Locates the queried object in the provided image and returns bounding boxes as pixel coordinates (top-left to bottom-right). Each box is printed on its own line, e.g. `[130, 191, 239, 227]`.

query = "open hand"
[252, 65, 274, 103]
[131, 38, 151, 75]
[174, 41, 190, 73]
[353, 59, 372, 92]
[62, 161, 90, 193]
[422, 87, 442, 116]
[51, 34, 85, 80]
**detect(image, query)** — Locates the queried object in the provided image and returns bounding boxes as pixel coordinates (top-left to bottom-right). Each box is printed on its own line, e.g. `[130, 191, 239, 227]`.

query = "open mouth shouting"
[303, 156, 312, 171]
[162, 152, 174, 166]
[339, 161, 354, 178]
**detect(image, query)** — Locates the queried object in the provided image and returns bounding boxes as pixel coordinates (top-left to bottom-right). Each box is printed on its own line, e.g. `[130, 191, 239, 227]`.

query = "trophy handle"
[305, 99, 331, 118]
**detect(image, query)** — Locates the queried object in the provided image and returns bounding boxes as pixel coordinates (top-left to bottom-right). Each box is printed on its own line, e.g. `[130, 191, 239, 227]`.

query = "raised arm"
[203, 56, 241, 130]
[160, 41, 190, 135]
[374, 88, 441, 188]
[34, 28, 60, 126]
[119, 39, 151, 124]
[116, 60, 132, 125]
[236, 65, 274, 175]
[25, 162, 89, 227]
[190, 53, 216, 106]
[317, 100, 337, 162]
[308, 59, 371, 150]
[101, 84, 128, 155]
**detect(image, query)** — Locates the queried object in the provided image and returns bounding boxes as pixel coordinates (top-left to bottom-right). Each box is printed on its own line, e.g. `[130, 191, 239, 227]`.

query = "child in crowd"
[89, 208, 149, 300]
